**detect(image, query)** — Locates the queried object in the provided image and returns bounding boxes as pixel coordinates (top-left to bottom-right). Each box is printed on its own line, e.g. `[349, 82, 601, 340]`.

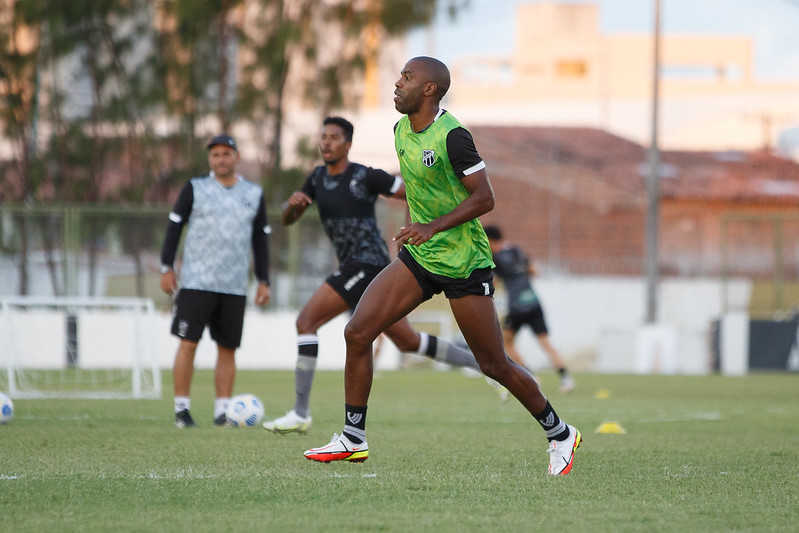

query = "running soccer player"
[304, 57, 581, 475]
[484, 225, 575, 394]
[262, 116, 484, 435]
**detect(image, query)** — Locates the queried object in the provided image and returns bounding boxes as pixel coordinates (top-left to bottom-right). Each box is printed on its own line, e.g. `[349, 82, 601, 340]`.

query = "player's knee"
[295, 314, 318, 335]
[477, 355, 511, 381]
[344, 320, 377, 349]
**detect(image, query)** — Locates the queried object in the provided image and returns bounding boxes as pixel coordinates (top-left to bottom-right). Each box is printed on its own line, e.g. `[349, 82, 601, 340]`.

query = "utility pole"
[645, 0, 662, 324]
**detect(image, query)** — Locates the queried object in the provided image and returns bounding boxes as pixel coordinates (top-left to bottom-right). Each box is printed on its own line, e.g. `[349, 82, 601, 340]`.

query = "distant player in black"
[262, 116, 483, 435]
[484, 225, 575, 393]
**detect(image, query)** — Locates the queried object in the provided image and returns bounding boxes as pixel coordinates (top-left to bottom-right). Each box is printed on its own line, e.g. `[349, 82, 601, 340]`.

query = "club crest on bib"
[422, 149, 436, 168]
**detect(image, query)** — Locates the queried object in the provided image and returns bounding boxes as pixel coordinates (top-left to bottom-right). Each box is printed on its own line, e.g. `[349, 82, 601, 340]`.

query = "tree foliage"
[0, 0, 466, 206]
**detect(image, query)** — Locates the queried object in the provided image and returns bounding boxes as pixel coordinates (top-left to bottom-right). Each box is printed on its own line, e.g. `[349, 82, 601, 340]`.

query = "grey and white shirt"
[161, 173, 271, 296]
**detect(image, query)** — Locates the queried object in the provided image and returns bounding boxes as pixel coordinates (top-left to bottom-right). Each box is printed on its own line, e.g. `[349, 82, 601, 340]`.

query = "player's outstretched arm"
[281, 191, 313, 225]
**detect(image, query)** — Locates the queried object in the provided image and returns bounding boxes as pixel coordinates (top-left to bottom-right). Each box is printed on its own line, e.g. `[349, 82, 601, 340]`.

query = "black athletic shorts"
[504, 304, 548, 335]
[326, 262, 385, 310]
[398, 247, 495, 301]
[171, 288, 247, 348]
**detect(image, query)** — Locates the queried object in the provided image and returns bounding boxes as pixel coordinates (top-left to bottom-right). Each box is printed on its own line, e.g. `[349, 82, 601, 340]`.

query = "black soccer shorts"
[398, 247, 495, 301]
[171, 288, 246, 348]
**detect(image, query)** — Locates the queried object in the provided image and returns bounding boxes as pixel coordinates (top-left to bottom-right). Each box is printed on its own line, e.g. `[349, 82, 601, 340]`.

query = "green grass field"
[2, 370, 797, 532]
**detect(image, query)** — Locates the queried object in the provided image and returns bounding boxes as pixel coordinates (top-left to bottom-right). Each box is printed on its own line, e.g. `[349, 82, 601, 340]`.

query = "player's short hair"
[483, 225, 502, 241]
[323, 116, 354, 142]
[411, 56, 451, 102]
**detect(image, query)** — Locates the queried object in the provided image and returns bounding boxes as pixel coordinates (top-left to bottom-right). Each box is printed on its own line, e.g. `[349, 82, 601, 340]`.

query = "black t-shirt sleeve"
[251, 193, 271, 285]
[446, 127, 485, 178]
[364, 167, 400, 196]
[160, 180, 194, 267]
[299, 168, 321, 200]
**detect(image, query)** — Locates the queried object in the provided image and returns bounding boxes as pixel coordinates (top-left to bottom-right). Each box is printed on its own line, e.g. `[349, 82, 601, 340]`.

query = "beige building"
[454, 2, 756, 102]
[332, 1, 799, 172]
[377, 2, 799, 159]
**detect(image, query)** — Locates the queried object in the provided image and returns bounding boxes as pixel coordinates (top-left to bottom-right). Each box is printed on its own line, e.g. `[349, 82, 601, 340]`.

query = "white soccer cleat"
[304, 433, 369, 463]
[485, 377, 511, 404]
[262, 409, 312, 434]
[499, 387, 510, 404]
[547, 424, 581, 475]
[559, 375, 576, 394]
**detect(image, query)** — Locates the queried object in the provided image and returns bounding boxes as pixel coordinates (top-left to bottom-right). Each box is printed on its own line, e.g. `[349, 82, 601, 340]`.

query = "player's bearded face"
[319, 125, 350, 165]
[208, 146, 239, 179]
[394, 62, 425, 114]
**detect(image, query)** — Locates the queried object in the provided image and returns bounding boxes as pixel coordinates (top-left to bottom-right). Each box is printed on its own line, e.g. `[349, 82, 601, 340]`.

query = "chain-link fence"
[0, 203, 406, 311]
[721, 213, 799, 318]
[4, 204, 798, 318]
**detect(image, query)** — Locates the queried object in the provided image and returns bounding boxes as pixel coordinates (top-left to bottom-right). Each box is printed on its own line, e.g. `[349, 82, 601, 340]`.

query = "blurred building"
[348, 2, 799, 309]
[4, 1, 799, 300]
[474, 125, 799, 281]
[439, 2, 799, 158]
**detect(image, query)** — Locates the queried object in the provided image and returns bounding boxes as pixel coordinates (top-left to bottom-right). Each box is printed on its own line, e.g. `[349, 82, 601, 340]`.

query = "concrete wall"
[2, 276, 752, 376]
[512, 276, 751, 375]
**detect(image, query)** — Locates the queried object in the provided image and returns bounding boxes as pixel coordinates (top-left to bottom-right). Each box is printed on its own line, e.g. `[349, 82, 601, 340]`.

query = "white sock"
[174, 396, 190, 413]
[416, 332, 430, 355]
[215, 397, 230, 418]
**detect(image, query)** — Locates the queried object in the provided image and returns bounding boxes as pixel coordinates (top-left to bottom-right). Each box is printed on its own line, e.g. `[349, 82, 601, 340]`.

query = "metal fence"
[3, 204, 798, 318]
[721, 213, 799, 318]
[0, 203, 406, 311]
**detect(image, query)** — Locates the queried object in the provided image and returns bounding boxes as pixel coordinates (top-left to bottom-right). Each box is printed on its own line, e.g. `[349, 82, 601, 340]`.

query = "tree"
[236, 0, 468, 200]
[154, 0, 246, 179]
[0, 0, 43, 294]
[0, 0, 466, 297]
[1, 0, 168, 295]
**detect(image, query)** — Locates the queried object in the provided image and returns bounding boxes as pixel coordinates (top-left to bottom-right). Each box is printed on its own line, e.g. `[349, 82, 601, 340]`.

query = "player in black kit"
[262, 116, 483, 434]
[484, 225, 574, 393]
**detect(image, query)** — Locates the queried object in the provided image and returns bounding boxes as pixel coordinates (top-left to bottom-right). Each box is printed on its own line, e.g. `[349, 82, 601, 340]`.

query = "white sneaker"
[485, 377, 510, 404]
[559, 375, 576, 394]
[262, 409, 312, 434]
[547, 424, 581, 475]
[304, 433, 369, 463]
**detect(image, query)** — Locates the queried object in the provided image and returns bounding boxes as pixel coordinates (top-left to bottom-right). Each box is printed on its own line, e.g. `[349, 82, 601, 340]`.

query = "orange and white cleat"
[547, 425, 581, 475]
[304, 433, 369, 463]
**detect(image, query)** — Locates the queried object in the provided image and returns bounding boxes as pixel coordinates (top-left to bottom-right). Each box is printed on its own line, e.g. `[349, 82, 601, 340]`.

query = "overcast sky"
[407, 0, 799, 81]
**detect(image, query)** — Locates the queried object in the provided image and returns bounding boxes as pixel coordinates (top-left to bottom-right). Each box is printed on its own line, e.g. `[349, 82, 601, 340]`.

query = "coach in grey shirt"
[160, 134, 271, 428]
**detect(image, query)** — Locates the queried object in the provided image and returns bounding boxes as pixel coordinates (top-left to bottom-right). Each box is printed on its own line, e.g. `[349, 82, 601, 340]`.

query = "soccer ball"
[0, 392, 14, 424]
[225, 393, 264, 427]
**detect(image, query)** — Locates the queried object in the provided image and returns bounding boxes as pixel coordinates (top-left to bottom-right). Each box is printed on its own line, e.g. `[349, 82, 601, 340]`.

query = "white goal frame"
[1, 296, 161, 399]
